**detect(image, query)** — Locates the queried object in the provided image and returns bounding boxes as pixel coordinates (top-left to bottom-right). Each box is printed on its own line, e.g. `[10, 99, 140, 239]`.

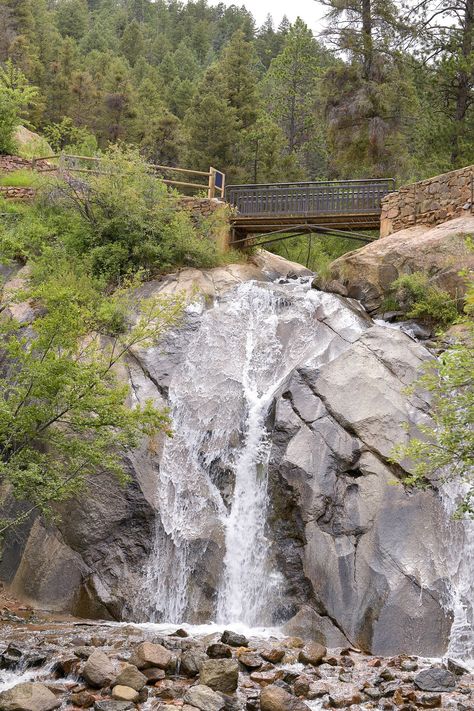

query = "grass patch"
[0, 169, 44, 188]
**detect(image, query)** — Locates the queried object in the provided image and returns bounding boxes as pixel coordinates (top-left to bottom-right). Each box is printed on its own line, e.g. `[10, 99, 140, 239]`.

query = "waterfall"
[442, 482, 474, 667]
[141, 279, 367, 625]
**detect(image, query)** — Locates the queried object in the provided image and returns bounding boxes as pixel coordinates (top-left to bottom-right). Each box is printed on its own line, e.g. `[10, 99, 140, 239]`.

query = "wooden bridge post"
[208, 167, 216, 199]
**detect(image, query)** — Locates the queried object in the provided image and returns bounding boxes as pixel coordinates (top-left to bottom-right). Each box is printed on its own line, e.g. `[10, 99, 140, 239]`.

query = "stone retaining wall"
[380, 165, 474, 237]
[178, 197, 232, 249]
[0, 186, 36, 201]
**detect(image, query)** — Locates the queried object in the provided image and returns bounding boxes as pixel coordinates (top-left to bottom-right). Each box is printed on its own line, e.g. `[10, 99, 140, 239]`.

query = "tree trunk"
[362, 0, 373, 80]
[451, 0, 474, 164]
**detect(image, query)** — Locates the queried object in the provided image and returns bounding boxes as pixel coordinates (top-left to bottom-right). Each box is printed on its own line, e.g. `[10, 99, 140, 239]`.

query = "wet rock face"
[0, 255, 464, 658]
[268, 326, 455, 656]
[0, 253, 311, 622]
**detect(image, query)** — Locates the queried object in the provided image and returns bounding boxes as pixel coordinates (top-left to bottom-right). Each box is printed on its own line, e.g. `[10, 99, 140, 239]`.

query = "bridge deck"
[226, 179, 395, 239]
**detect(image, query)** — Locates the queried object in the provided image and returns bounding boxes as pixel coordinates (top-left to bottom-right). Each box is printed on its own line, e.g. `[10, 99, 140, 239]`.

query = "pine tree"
[407, 0, 474, 166]
[263, 19, 326, 155]
[240, 113, 303, 183]
[319, 0, 417, 178]
[184, 65, 239, 175]
[219, 30, 259, 129]
[255, 14, 285, 69]
[120, 19, 146, 66]
[56, 0, 89, 41]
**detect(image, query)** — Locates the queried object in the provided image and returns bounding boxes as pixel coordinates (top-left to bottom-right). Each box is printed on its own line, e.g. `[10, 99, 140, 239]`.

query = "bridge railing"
[225, 179, 396, 217]
[31, 154, 226, 199]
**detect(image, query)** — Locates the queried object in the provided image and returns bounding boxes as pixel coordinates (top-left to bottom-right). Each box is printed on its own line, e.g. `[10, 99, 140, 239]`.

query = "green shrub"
[44, 145, 233, 282]
[43, 118, 98, 156]
[391, 271, 459, 327]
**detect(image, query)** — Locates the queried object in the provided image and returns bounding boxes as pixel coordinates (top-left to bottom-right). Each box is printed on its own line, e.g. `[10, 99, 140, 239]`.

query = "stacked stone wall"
[0, 186, 36, 201]
[177, 197, 232, 249]
[380, 165, 474, 237]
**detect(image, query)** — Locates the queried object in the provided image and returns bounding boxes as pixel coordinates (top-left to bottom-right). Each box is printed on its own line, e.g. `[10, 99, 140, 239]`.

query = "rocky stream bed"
[0, 599, 472, 711]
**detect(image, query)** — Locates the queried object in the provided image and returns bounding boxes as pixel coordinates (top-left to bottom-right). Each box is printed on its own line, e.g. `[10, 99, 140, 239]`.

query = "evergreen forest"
[2, 0, 474, 185]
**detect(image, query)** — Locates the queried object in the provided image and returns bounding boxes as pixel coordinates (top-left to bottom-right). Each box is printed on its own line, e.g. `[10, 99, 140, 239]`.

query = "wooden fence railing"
[225, 179, 395, 217]
[31, 154, 226, 199]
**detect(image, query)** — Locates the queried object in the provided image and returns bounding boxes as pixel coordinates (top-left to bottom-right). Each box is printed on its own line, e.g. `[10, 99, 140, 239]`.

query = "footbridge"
[225, 178, 396, 246]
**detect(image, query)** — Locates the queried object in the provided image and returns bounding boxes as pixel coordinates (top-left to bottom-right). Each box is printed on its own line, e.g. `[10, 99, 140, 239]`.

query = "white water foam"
[441, 481, 474, 670]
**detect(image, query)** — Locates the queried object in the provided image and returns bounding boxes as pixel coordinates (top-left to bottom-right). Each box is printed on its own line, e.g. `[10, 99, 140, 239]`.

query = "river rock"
[183, 684, 225, 711]
[94, 702, 134, 711]
[327, 686, 363, 708]
[207, 643, 232, 659]
[446, 657, 470, 675]
[260, 647, 285, 664]
[82, 650, 115, 688]
[298, 642, 326, 666]
[111, 686, 138, 702]
[260, 685, 310, 711]
[0, 683, 61, 711]
[142, 667, 166, 683]
[220, 631, 248, 648]
[181, 650, 207, 677]
[112, 664, 147, 691]
[70, 691, 95, 708]
[129, 641, 171, 670]
[0, 644, 23, 669]
[414, 667, 456, 692]
[237, 652, 262, 670]
[199, 658, 239, 692]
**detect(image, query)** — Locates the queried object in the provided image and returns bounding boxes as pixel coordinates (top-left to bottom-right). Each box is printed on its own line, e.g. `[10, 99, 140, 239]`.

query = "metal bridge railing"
[225, 179, 396, 217]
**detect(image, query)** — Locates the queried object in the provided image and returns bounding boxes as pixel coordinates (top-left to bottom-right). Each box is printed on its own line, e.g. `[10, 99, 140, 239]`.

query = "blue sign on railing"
[215, 171, 224, 190]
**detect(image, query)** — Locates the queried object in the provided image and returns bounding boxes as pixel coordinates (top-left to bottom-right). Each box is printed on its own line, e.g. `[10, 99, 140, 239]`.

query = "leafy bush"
[43, 118, 98, 155]
[392, 323, 473, 518]
[45, 145, 231, 282]
[0, 257, 184, 534]
[391, 271, 459, 326]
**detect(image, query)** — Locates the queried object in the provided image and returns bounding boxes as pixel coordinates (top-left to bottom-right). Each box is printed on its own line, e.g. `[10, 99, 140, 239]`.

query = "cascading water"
[140, 279, 368, 625]
[442, 481, 474, 667]
[138, 276, 474, 668]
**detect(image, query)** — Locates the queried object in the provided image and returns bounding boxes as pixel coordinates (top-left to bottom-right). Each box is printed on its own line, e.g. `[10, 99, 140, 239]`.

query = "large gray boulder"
[0, 252, 310, 620]
[0, 254, 464, 659]
[0, 683, 60, 711]
[268, 325, 455, 655]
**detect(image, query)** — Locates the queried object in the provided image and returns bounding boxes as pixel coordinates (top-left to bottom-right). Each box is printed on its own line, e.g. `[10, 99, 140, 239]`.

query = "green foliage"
[390, 272, 459, 327]
[262, 19, 329, 168]
[392, 325, 474, 518]
[0, 147, 233, 281]
[0, 259, 184, 534]
[0, 60, 38, 154]
[43, 118, 98, 155]
[393, 257, 474, 517]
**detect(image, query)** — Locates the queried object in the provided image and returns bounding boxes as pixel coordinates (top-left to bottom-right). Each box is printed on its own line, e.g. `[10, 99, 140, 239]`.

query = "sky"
[207, 0, 326, 31]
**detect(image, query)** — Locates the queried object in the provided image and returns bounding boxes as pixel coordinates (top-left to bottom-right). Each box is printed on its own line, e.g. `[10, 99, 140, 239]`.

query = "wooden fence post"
[208, 167, 216, 199]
